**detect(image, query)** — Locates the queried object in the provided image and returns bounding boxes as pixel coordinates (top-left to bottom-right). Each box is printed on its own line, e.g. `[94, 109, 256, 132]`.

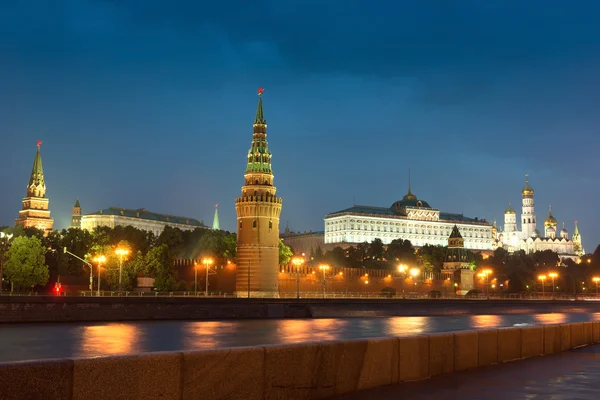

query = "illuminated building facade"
[235, 89, 282, 297]
[324, 185, 493, 251]
[81, 207, 206, 237]
[496, 175, 582, 259]
[15, 141, 54, 234]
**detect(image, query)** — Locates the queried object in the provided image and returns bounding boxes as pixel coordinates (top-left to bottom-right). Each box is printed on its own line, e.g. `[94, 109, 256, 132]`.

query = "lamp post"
[92, 255, 106, 296]
[548, 272, 558, 295]
[409, 267, 420, 294]
[291, 256, 304, 299]
[0, 232, 14, 294]
[64, 247, 94, 294]
[247, 261, 250, 299]
[592, 277, 600, 295]
[318, 264, 330, 298]
[115, 248, 130, 295]
[398, 264, 407, 297]
[477, 269, 492, 295]
[202, 257, 214, 297]
[194, 262, 198, 296]
[364, 279, 369, 295]
[538, 275, 547, 295]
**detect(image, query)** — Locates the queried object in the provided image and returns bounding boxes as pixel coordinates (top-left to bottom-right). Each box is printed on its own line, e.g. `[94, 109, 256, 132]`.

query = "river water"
[1, 313, 598, 363]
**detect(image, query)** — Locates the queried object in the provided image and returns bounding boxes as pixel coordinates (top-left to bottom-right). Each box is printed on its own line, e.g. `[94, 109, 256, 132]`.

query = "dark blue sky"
[1, 1, 598, 251]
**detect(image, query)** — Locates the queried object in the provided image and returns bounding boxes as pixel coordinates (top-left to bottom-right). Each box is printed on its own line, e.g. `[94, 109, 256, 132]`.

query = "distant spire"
[212, 204, 220, 230]
[74, 197, 80, 208]
[574, 220, 580, 235]
[254, 87, 265, 124]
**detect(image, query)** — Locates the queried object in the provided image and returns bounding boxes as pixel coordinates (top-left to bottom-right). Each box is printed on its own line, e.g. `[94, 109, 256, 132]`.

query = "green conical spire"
[254, 91, 265, 124]
[29, 141, 44, 188]
[74, 197, 80, 208]
[449, 225, 463, 239]
[574, 220, 580, 236]
[212, 204, 220, 230]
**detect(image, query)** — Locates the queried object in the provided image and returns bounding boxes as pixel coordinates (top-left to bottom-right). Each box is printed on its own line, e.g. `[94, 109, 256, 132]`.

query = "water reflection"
[78, 324, 141, 357]
[2, 312, 597, 363]
[385, 316, 428, 336]
[534, 313, 568, 325]
[471, 315, 502, 329]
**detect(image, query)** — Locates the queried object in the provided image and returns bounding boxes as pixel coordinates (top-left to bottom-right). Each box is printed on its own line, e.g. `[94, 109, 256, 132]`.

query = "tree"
[279, 239, 293, 265]
[386, 239, 416, 265]
[324, 247, 347, 268]
[3, 236, 49, 291]
[417, 245, 446, 273]
[145, 244, 176, 291]
[368, 238, 385, 261]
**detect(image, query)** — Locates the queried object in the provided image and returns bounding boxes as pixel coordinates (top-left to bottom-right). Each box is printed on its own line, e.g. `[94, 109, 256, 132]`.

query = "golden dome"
[504, 204, 516, 214]
[522, 175, 534, 195]
[544, 208, 557, 227]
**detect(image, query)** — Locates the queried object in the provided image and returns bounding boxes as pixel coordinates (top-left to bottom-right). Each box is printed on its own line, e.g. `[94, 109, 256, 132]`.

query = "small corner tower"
[573, 220, 585, 256]
[71, 198, 82, 228]
[442, 225, 475, 295]
[15, 141, 54, 234]
[235, 88, 283, 297]
[212, 204, 220, 230]
[521, 174, 536, 238]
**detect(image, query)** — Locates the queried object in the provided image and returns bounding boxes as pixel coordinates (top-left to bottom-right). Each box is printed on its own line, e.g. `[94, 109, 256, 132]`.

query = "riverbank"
[1, 296, 600, 323]
[0, 322, 598, 400]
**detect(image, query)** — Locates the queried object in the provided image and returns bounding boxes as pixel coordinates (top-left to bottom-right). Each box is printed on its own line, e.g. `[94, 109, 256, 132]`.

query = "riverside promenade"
[335, 343, 600, 399]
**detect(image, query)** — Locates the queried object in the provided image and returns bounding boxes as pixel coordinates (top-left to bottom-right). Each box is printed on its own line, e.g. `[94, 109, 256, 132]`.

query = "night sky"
[1, 1, 598, 251]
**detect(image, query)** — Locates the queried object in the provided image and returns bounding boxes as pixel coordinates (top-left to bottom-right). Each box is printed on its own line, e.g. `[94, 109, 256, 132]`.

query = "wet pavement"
[335, 344, 600, 400]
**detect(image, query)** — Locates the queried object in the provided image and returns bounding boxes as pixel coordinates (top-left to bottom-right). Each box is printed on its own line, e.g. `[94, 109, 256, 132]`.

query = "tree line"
[302, 238, 600, 293]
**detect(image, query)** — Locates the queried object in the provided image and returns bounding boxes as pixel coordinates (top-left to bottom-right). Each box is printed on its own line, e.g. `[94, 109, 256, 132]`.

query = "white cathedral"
[495, 175, 584, 260]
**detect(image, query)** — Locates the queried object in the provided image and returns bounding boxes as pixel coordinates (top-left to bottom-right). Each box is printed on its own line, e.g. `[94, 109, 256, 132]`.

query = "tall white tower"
[521, 174, 536, 238]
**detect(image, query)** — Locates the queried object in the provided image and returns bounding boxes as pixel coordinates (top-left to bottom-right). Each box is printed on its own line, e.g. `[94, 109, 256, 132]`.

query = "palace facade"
[81, 207, 207, 236]
[324, 186, 493, 251]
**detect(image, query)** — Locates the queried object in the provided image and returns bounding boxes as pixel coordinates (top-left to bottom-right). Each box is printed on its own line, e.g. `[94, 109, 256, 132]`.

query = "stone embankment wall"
[3, 297, 600, 323]
[0, 322, 598, 399]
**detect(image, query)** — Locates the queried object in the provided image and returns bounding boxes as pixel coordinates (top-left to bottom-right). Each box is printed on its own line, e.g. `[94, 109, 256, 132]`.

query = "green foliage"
[3, 236, 49, 290]
[323, 247, 347, 268]
[145, 244, 176, 291]
[368, 238, 385, 260]
[416, 244, 447, 273]
[279, 239, 293, 265]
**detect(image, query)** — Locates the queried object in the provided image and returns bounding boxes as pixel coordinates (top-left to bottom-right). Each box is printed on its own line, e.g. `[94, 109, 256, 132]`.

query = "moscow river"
[1, 313, 598, 363]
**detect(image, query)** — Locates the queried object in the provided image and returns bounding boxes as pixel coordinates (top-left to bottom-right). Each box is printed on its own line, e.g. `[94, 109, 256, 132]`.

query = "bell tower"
[71, 198, 82, 228]
[15, 141, 54, 234]
[521, 174, 536, 238]
[235, 89, 283, 297]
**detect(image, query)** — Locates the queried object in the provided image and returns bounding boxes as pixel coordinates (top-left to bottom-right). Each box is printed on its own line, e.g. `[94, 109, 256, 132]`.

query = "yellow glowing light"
[115, 248, 129, 257]
[592, 277, 600, 283]
[365, 280, 369, 284]
[318, 264, 330, 271]
[338, 272, 343, 276]
[291, 257, 304, 267]
[410, 268, 420, 277]
[202, 257, 214, 265]
[398, 264, 407, 273]
[93, 255, 106, 264]
[538, 275, 547, 281]
[548, 272, 558, 278]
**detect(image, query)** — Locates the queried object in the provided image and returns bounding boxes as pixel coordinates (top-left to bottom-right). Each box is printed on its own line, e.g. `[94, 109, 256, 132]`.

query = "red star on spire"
[36, 140, 42, 147]
[258, 87, 264, 95]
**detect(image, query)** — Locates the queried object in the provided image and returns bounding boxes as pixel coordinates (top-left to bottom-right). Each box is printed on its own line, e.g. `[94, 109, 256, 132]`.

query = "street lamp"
[291, 256, 304, 299]
[538, 275, 547, 295]
[202, 257, 214, 297]
[548, 272, 558, 295]
[364, 279, 369, 295]
[477, 269, 492, 294]
[0, 232, 14, 294]
[92, 255, 106, 296]
[115, 248, 130, 294]
[592, 277, 600, 295]
[318, 264, 330, 298]
[194, 262, 198, 296]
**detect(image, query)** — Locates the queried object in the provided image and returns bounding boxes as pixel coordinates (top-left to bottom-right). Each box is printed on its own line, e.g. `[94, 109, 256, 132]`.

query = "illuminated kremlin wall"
[174, 259, 489, 296]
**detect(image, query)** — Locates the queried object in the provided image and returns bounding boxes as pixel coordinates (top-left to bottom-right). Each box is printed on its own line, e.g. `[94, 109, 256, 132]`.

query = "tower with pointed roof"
[15, 142, 54, 234]
[521, 174, 536, 238]
[442, 225, 475, 294]
[234, 89, 282, 297]
[212, 204, 220, 230]
[573, 220, 585, 256]
[71, 198, 82, 228]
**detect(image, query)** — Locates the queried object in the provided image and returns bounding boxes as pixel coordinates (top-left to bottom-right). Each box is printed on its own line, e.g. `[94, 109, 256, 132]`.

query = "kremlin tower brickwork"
[235, 89, 282, 297]
[15, 141, 54, 234]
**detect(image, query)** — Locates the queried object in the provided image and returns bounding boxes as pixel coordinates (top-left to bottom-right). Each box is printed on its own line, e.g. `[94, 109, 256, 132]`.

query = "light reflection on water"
[0, 312, 597, 363]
